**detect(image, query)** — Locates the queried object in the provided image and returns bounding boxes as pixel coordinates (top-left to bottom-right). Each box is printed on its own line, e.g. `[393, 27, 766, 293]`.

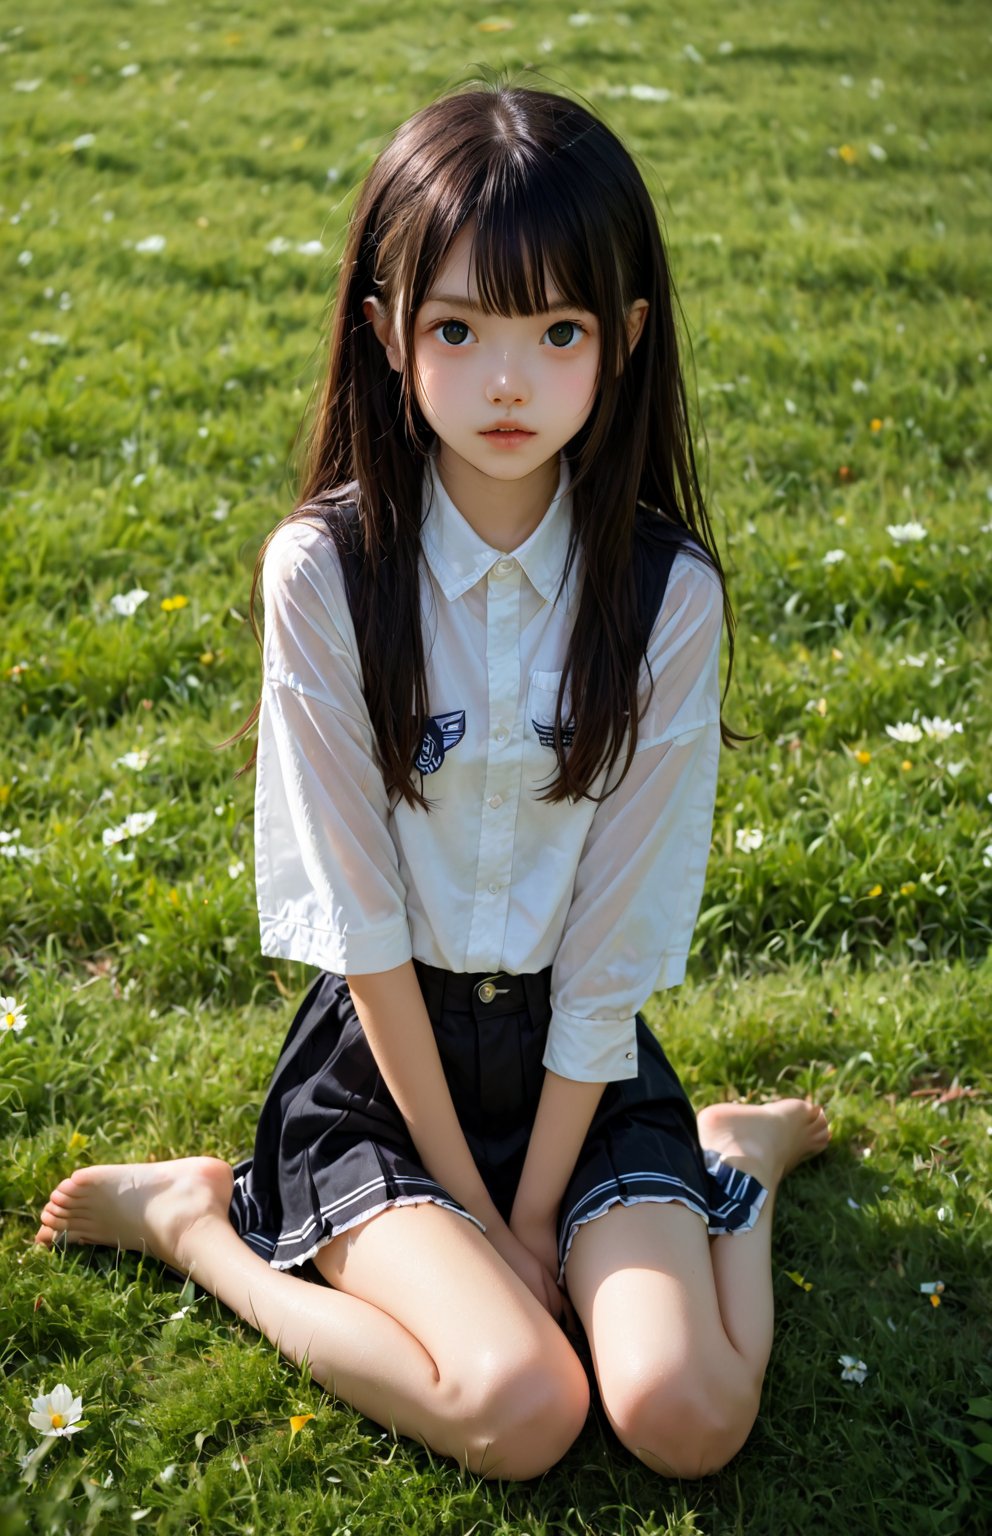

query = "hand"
[486, 1219, 563, 1320]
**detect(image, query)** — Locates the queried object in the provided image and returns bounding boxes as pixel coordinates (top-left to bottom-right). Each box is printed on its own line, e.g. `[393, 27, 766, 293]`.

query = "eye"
[433, 319, 474, 347]
[544, 320, 585, 349]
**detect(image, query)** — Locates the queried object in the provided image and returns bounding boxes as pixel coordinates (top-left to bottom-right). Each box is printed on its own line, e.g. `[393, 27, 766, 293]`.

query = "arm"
[257, 523, 560, 1310]
[512, 555, 725, 1267]
[347, 961, 565, 1314]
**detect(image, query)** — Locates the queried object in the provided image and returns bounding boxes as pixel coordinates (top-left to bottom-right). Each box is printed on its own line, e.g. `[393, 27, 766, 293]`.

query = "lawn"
[1, 1, 990, 1532]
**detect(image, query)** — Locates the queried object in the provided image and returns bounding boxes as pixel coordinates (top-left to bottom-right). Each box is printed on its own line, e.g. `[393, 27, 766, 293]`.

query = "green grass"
[2, 1, 991, 1531]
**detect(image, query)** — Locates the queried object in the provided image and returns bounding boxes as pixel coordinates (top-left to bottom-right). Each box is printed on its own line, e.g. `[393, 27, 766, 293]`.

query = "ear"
[362, 295, 402, 373]
[625, 299, 649, 354]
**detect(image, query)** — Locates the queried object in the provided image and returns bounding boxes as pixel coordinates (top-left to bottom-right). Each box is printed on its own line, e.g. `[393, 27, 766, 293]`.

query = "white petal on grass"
[900, 654, 927, 668]
[568, 11, 594, 24]
[838, 1355, 868, 1384]
[886, 521, 927, 543]
[109, 588, 149, 617]
[228, 860, 245, 879]
[113, 750, 150, 771]
[920, 716, 962, 741]
[735, 828, 764, 853]
[28, 331, 66, 346]
[102, 810, 157, 848]
[1, 996, 28, 1036]
[296, 240, 324, 256]
[981, 844, 992, 870]
[28, 1383, 84, 1437]
[72, 133, 96, 150]
[119, 62, 142, 77]
[627, 84, 673, 102]
[17, 250, 32, 267]
[683, 43, 704, 63]
[135, 234, 165, 253]
[265, 236, 291, 255]
[868, 143, 888, 161]
[885, 721, 923, 743]
[851, 378, 868, 394]
[13, 79, 43, 92]
[822, 549, 847, 565]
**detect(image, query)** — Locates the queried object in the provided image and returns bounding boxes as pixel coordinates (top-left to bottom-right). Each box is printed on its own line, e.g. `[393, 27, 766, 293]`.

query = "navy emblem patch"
[415, 710, 466, 774]
[531, 719, 575, 749]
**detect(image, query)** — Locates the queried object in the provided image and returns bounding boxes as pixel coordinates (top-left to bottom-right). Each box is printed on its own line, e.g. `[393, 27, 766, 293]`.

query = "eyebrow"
[423, 293, 586, 313]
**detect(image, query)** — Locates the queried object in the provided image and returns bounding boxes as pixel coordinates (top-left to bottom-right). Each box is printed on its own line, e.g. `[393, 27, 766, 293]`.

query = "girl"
[35, 80, 829, 1482]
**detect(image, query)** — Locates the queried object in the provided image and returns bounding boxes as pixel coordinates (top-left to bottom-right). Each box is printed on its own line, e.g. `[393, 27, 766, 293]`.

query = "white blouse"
[254, 449, 723, 1084]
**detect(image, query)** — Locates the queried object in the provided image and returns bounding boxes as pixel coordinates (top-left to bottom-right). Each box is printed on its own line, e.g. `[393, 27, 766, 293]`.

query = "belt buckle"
[476, 975, 510, 1005]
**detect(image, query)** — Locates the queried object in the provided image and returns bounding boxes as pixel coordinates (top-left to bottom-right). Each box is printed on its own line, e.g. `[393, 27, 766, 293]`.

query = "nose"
[485, 350, 530, 408]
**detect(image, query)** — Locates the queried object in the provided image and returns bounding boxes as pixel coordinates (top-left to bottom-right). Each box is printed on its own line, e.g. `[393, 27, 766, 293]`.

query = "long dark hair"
[235, 77, 739, 808]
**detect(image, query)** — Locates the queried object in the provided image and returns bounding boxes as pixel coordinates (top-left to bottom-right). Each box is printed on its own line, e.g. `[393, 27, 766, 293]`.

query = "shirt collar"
[420, 447, 574, 605]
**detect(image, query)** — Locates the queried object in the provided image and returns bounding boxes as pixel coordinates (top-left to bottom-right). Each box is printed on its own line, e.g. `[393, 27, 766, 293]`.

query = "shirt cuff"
[542, 1007, 639, 1083]
[258, 911, 413, 976]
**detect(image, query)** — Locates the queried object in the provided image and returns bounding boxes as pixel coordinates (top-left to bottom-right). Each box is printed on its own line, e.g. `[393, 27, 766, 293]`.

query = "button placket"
[465, 561, 523, 968]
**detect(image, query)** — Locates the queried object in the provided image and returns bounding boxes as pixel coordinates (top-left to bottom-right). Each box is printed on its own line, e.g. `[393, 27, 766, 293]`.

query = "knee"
[606, 1367, 759, 1480]
[455, 1340, 590, 1480]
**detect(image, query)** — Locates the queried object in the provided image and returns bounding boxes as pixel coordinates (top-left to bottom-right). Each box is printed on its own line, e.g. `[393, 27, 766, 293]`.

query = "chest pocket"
[526, 670, 575, 752]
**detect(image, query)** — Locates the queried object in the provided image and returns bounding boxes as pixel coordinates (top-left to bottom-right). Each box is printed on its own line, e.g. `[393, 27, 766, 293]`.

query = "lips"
[482, 422, 535, 434]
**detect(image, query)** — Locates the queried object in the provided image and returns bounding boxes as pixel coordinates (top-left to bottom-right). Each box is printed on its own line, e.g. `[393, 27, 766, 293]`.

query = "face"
[365, 223, 647, 488]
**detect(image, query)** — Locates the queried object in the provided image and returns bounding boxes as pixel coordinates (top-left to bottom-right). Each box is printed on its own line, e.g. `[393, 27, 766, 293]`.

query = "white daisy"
[920, 716, 962, 741]
[886, 522, 927, 543]
[28, 1384, 84, 1437]
[134, 234, 165, 254]
[109, 588, 149, 617]
[885, 722, 923, 744]
[822, 548, 847, 565]
[735, 828, 764, 853]
[113, 750, 150, 771]
[838, 1355, 868, 1385]
[1, 996, 28, 1036]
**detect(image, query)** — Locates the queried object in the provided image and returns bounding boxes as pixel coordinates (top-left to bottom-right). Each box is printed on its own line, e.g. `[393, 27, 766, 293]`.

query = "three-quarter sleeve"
[545, 551, 724, 1083]
[254, 519, 413, 975]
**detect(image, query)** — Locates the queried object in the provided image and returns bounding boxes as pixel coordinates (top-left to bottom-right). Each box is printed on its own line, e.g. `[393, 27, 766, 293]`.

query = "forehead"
[423, 222, 568, 309]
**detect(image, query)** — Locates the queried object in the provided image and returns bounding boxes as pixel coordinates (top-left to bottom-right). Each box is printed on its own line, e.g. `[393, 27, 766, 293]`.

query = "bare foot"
[696, 1099, 830, 1194]
[33, 1157, 234, 1274]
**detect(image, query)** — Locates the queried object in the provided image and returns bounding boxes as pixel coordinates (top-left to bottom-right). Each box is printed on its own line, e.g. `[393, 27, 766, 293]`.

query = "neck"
[432, 445, 561, 552]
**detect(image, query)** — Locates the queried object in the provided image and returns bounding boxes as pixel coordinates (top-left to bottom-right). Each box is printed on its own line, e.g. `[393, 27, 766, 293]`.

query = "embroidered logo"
[531, 719, 575, 749]
[415, 710, 466, 774]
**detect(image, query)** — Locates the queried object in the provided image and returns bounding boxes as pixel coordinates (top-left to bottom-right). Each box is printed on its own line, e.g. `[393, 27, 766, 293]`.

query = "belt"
[413, 960, 552, 1023]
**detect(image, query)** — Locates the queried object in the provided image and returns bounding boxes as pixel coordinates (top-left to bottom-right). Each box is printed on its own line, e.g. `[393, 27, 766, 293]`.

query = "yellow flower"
[160, 595, 189, 613]
[786, 1270, 813, 1291]
[870, 418, 883, 432]
[831, 647, 844, 661]
[477, 17, 514, 30]
[868, 884, 883, 898]
[68, 1131, 89, 1152]
[198, 650, 215, 666]
[901, 759, 913, 771]
[168, 888, 180, 908]
[0, 785, 9, 803]
[838, 144, 857, 164]
[900, 882, 917, 896]
[289, 1413, 315, 1439]
[855, 750, 871, 766]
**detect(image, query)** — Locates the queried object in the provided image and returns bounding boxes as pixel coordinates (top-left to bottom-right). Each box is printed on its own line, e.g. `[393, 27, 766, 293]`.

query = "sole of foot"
[696, 1099, 830, 1192]
[34, 1156, 234, 1272]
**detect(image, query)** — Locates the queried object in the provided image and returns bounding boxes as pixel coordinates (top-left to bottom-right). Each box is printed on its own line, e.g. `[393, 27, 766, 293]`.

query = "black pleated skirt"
[228, 962, 766, 1281]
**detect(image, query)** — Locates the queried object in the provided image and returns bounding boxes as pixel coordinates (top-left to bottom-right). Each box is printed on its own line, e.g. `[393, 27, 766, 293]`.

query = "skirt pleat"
[228, 963, 766, 1281]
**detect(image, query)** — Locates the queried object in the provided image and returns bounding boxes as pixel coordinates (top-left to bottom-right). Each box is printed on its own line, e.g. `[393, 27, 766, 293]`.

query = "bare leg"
[696, 1098, 829, 1373]
[35, 1159, 587, 1479]
[564, 1098, 828, 1478]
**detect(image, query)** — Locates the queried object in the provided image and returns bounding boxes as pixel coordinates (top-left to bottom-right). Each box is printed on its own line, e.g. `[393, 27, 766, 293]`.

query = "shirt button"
[488, 881, 502, 895]
[494, 728, 508, 743]
[487, 794, 503, 809]
[625, 1051, 634, 1060]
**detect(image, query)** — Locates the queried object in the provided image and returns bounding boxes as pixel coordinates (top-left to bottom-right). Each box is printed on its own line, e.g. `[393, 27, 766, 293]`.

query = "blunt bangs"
[370, 90, 642, 405]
